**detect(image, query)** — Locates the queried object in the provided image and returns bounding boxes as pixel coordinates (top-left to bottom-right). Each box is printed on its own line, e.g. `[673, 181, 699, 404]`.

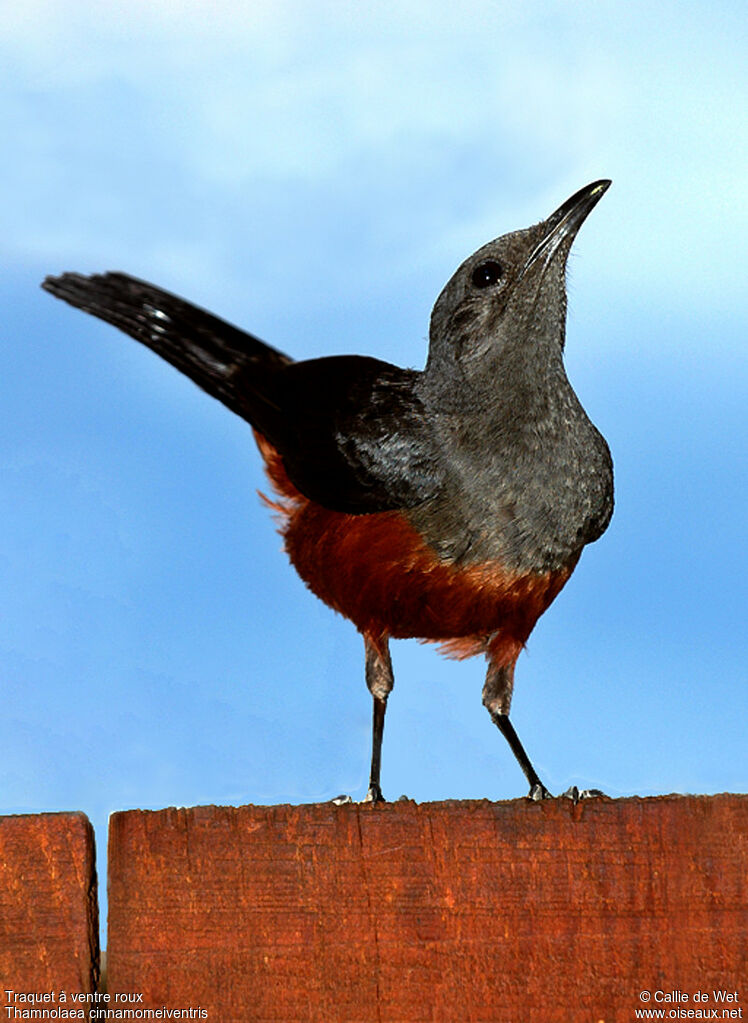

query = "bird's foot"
[331, 784, 387, 805]
[528, 782, 553, 801]
[561, 785, 605, 803]
[363, 782, 386, 804]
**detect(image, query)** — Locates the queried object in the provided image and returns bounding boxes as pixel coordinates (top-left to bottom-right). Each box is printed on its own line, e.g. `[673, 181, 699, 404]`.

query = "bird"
[42, 179, 614, 803]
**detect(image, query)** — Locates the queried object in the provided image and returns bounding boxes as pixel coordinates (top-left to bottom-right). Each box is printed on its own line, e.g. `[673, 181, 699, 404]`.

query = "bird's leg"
[363, 633, 394, 803]
[482, 660, 551, 800]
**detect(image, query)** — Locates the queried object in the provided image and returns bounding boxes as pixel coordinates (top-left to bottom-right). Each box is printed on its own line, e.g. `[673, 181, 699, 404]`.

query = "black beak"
[523, 179, 611, 275]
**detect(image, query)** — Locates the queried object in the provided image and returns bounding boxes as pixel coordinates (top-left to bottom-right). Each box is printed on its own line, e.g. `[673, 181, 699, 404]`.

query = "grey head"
[412, 180, 614, 571]
[423, 180, 611, 408]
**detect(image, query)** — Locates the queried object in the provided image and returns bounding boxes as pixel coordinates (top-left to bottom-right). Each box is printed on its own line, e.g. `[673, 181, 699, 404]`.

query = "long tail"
[42, 271, 291, 424]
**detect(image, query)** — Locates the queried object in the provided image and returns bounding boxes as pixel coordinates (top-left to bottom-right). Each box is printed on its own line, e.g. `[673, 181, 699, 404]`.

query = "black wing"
[42, 271, 442, 513]
[258, 355, 442, 511]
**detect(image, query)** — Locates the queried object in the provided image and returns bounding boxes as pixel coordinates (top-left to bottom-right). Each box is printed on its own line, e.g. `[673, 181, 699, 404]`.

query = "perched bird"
[42, 180, 613, 802]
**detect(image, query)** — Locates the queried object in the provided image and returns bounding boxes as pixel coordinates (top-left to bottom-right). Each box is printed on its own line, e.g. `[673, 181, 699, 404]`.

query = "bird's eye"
[471, 260, 504, 289]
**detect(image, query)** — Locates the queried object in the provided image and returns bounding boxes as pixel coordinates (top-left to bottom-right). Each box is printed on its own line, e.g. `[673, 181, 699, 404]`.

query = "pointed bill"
[523, 179, 611, 275]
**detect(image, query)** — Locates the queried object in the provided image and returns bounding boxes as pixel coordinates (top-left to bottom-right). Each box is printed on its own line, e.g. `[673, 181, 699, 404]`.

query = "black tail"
[42, 271, 292, 424]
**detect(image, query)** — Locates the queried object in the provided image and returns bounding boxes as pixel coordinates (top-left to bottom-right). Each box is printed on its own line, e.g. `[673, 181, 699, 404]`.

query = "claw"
[528, 782, 552, 801]
[561, 785, 605, 803]
[363, 783, 386, 804]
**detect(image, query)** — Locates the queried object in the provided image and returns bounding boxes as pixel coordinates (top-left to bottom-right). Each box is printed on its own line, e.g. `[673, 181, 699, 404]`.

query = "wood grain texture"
[0, 812, 99, 998]
[107, 796, 747, 1022]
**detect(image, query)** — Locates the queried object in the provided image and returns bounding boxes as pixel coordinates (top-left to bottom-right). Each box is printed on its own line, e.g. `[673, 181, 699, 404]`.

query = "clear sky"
[0, 0, 745, 924]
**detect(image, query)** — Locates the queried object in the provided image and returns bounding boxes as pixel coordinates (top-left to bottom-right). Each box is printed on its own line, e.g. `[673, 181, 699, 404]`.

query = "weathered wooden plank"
[106, 795, 747, 1022]
[0, 812, 99, 1008]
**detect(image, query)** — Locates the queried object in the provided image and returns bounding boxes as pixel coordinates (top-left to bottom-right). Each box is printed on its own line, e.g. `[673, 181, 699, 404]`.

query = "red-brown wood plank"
[0, 812, 99, 1005]
[106, 795, 747, 1022]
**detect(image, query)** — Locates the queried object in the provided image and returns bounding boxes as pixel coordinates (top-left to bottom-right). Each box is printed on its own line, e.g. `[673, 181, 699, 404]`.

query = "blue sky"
[0, 0, 745, 911]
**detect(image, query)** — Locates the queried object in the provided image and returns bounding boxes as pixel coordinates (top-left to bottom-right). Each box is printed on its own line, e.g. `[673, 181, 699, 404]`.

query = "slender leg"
[494, 714, 550, 800]
[363, 634, 393, 803]
[482, 660, 551, 800]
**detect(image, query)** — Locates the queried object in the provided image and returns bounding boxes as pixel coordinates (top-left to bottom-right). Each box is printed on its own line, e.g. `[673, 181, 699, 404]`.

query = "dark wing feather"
[42, 271, 441, 513]
[261, 356, 441, 512]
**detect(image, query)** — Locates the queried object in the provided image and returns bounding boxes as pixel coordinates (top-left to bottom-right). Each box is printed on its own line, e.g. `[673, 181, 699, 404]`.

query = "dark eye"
[471, 260, 503, 288]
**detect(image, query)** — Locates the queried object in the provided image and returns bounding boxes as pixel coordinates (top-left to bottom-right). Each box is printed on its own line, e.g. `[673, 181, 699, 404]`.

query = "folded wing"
[43, 271, 442, 514]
